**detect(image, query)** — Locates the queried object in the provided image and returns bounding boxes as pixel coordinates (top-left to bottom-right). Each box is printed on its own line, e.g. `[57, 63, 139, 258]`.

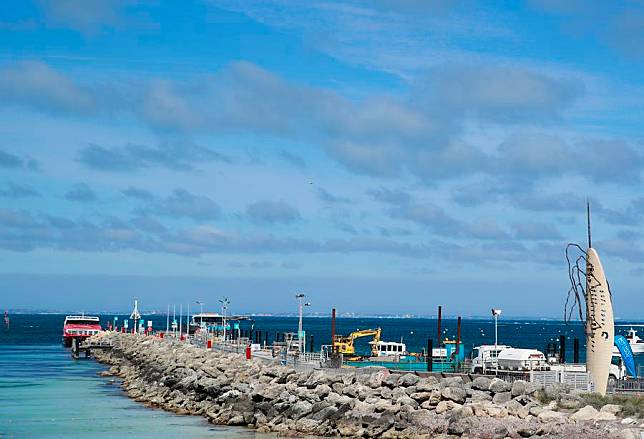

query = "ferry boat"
[623, 328, 644, 354]
[349, 338, 465, 372]
[62, 315, 101, 347]
[188, 313, 249, 334]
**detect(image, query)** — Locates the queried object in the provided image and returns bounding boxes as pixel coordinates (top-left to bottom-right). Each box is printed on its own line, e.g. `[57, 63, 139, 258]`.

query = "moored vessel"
[62, 315, 101, 347]
[621, 327, 644, 354]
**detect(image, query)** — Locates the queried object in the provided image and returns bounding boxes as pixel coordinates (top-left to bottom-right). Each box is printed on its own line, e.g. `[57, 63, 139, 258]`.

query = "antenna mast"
[587, 199, 592, 249]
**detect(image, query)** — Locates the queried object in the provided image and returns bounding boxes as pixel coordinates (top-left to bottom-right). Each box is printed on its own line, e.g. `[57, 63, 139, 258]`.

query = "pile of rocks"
[92, 333, 641, 438]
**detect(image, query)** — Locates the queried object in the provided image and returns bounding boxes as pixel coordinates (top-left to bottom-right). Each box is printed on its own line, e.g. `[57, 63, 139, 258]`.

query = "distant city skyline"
[1, 1, 644, 318]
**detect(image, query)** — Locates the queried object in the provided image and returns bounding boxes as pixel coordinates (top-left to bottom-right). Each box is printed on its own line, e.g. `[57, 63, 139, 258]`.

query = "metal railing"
[608, 377, 644, 394]
[529, 370, 595, 391]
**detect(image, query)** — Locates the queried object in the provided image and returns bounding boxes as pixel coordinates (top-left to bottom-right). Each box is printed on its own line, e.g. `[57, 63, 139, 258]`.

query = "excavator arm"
[333, 328, 382, 356]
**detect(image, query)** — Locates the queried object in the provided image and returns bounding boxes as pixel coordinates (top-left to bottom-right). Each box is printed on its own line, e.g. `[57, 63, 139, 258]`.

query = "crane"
[333, 328, 382, 357]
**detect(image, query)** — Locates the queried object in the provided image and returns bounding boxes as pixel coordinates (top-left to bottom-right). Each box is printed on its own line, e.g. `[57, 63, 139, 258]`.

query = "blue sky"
[1, 0, 644, 317]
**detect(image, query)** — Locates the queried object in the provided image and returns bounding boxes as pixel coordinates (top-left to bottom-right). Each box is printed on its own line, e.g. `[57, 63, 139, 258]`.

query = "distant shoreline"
[4, 310, 643, 323]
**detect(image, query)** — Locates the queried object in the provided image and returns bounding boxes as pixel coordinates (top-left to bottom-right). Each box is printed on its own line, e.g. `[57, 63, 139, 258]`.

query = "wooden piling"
[456, 316, 461, 355]
[437, 305, 442, 347]
[331, 308, 336, 352]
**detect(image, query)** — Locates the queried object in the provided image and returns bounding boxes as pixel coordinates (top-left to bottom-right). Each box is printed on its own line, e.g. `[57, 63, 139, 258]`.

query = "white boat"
[368, 340, 408, 361]
[613, 328, 644, 355]
[625, 328, 644, 354]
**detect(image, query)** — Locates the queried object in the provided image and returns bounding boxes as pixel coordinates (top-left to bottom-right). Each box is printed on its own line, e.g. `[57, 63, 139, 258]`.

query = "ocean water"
[0, 315, 269, 438]
[1, 314, 642, 438]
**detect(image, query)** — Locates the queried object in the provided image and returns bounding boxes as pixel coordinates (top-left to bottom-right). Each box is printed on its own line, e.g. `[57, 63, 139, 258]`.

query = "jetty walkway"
[87, 332, 642, 438]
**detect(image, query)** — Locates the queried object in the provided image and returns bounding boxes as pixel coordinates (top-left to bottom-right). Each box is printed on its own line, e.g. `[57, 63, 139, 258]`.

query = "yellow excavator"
[333, 328, 382, 357]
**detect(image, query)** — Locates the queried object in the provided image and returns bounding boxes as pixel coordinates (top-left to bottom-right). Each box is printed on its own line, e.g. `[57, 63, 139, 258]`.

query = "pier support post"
[559, 335, 566, 364]
[331, 308, 336, 352]
[427, 338, 433, 372]
[437, 306, 442, 347]
[456, 316, 461, 356]
[574, 338, 579, 363]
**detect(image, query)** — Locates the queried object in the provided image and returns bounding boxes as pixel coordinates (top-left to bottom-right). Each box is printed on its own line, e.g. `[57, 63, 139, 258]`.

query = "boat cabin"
[370, 340, 408, 357]
[189, 313, 249, 334]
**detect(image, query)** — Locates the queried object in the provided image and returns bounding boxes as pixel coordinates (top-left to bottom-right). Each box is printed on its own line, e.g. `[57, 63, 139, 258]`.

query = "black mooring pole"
[587, 199, 592, 248]
[427, 338, 433, 372]
[559, 335, 566, 364]
[574, 338, 580, 363]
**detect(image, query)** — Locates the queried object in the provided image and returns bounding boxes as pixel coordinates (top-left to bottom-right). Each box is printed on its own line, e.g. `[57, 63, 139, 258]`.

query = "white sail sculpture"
[584, 203, 614, 395]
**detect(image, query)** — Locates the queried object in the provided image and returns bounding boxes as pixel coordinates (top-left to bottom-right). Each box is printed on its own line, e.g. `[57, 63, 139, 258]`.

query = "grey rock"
[382, 373, 399, 388]
[505, 399, 523, 416]
[315, 384, 331, 399]
[290, 400, 313, 419]
[397, 373, 420, 387]
[488, 378, 511, 393]
[511, 380, 527, 397]
[440, 376, 464, 388]
[470, 390, 493, 402]
[492, 391, 511, 405]
[471, 376, 492, 391]
[441, 386, 466, 404]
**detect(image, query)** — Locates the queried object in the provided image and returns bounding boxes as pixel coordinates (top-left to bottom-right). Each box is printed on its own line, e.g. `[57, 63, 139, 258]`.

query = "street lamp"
[219, 297, 230, 342]
[195, 301, 205, 331]
[295, 293, 311, 353]
[491, 308, 502, 373]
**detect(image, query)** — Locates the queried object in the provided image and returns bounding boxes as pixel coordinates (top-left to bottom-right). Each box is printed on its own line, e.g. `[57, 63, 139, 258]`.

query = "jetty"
[89, 332, 642, 438]
[70, 337, 113, 359]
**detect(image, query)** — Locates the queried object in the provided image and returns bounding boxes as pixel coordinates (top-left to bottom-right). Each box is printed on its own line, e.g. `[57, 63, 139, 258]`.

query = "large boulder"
[570, 405, 599, 422]
[505, 399, 523, 417]
[289, 400, 313, 419]
[397, 373, 420, 387]
[538, 410, 566, 422]
[441, 386, 467, 404]
[471, 376, 492, 391]
[600, 404, 622, 415]
[511, 380, 527, 397]
[489, 378, 511, 393]
[436, 400, 462, 414]
[440, 376, 464, 388]
[492, 391, 511, 405]
[416, 376, 439, 392]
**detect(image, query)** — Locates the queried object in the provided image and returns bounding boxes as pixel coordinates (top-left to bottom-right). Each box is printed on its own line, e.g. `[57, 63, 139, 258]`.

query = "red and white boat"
[62, 315, 102, 347]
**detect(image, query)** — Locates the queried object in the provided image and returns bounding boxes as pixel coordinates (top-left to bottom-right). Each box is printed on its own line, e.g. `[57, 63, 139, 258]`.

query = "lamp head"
[491, 308, 502, 317]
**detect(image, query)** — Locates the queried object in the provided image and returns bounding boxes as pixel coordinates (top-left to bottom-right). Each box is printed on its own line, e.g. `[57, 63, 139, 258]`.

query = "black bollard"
[559, 335, 566, 364]
[427, 338, 433, 372]
[437, 306, 442, 347]
[574, 338, 580, 363]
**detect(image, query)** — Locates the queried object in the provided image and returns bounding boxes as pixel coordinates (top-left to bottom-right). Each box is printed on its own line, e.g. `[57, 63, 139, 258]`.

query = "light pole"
[295, 293, 311, 353]
[219, 297, 230, 342]
[195, 301, 205, 331]
[492, 308, 502, 374]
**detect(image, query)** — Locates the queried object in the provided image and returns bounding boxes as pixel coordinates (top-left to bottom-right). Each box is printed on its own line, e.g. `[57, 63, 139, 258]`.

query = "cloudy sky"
[1, 0, 644, 317]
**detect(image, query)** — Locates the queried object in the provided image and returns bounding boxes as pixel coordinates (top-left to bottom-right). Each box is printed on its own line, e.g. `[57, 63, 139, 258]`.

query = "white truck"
[497, 348, 549, 371]
[470, 344, 512, 374]
[471, 344, 628, 384]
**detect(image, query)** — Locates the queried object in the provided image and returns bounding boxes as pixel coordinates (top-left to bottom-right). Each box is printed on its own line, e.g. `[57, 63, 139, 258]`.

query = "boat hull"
[585, 248, 615, 395]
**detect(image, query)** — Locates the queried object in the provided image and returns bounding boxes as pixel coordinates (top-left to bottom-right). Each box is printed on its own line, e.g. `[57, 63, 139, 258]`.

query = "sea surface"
[1, 314, 643, 438]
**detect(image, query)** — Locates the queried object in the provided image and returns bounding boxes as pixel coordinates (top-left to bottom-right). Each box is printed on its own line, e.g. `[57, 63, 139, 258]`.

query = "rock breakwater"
[92, 333, 641, 438]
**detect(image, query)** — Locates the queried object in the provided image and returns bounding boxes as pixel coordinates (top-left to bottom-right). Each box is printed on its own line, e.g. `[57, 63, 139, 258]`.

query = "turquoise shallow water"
[0, 344, 267, 438]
